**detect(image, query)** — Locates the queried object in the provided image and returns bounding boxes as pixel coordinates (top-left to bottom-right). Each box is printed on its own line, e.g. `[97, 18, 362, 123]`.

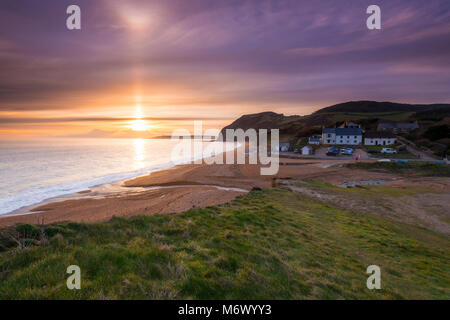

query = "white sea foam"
[0, 138, 237, 215]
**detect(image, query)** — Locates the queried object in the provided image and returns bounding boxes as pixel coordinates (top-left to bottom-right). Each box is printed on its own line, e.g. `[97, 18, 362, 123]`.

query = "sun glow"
[117, 4, 152, 31]
[129, 104, 151, 131]
[130, 119, 150, 131]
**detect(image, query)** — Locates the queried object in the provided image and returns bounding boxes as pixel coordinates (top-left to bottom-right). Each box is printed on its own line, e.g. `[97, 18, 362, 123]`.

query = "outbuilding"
[301, 145, 314, 155]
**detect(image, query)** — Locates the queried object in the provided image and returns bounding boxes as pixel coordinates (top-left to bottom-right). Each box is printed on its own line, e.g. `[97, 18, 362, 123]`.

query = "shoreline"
[1, 150, 448, 228]
[0, 141, 241, 218]
[0, 144, 258, 226]
[0, 155, 374, 227]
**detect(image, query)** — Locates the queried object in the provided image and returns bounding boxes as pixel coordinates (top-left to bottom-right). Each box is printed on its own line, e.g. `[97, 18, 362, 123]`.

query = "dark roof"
[322, 128, 335, 134]
[378, 122, 419, 129]
[339, 121, 359, 128]
[364, 131, 396, 139]
[335, 128, 363, 136]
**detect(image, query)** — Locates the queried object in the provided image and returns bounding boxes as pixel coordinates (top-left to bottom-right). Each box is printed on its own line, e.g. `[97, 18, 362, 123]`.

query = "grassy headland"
[1, 188, 448, 299]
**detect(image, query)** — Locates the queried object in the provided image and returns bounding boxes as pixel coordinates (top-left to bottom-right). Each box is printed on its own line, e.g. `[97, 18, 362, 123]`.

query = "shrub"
[424, 124, 450, 141]
[44, 227, 64, 238]
[0, 235, 17, 252]
[436, 138, 450, 148]
[15, 224, 41, 239]
[49, 233, 66, 247]
[66, 222, 84, 231]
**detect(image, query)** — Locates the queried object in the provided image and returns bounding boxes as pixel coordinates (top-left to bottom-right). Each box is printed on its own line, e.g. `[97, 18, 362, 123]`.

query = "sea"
[0, 138, 235, 215]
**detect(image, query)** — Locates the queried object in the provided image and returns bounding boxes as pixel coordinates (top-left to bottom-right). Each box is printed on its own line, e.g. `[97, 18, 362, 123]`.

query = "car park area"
[315, 146, 368, 159]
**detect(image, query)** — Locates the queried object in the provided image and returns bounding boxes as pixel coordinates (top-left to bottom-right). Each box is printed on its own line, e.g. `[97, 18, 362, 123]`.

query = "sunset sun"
[130, 119, 149, 131]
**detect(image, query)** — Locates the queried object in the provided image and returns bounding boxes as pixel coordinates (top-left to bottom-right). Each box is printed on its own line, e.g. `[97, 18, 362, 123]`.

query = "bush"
[415, 138, 432, 148]
[434, 149, 450, 158]
[49, 233, 66, 247]
[424, 124, 450, 141]
[398, 145, 407, 152]
[66, 222, 85, 231]
[15, 224, 41, 239]
[428, 142, 447, 155]
[0, 235, 17, 252]
[44, 227, 64, 238]
[436, 138, 450, 148]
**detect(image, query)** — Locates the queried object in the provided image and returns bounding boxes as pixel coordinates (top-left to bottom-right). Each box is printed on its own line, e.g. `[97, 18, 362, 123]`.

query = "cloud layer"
[0, 0, 449, 136]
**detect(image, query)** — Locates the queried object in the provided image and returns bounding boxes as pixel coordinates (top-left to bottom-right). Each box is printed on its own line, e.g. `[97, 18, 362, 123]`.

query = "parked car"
[328, 147, 339, 153]
[367, 149, 380, 154]
[326, 151, 338, 157]
[341, 148, 354, 155]
[381, 148, 397, 154]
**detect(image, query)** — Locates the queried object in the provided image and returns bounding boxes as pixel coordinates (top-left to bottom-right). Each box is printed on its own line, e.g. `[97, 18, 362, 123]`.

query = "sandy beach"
[0, 155, 338, 226]
[2, 149, 448, 229]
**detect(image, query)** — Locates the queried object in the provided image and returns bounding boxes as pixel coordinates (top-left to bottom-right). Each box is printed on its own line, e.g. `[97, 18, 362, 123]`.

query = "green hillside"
[1, 187, 448, 299]
[221, 101, 450, 145]
[314, 101, 450, 114]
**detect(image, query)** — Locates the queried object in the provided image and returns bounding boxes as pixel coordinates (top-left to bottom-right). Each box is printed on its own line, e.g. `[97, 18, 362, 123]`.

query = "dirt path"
[398, 137, 438, 161]
[282, 178, 450, 235]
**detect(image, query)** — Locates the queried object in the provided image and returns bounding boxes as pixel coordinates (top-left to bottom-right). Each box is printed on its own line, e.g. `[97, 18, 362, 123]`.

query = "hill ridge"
[220, 100, 450, 142]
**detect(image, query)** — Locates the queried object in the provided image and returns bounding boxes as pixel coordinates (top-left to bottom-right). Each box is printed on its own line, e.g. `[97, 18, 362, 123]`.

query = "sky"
[0, 0, 449, 138]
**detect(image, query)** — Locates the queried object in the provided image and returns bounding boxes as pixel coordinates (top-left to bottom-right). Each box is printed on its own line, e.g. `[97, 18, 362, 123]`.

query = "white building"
[364, 131, 397, 146]
[322, 128, 336, 144]
[322, 128, 363, 145]
[301, 145, 314, 155]
[308, 135, 322, 145]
